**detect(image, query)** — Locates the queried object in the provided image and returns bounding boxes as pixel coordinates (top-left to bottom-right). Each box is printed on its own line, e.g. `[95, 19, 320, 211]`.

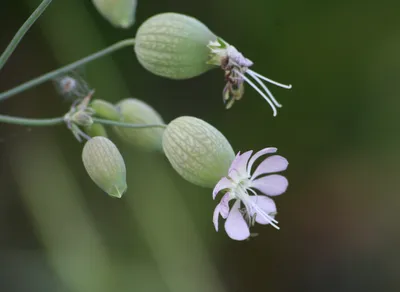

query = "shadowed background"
[1, 0, 400, 291]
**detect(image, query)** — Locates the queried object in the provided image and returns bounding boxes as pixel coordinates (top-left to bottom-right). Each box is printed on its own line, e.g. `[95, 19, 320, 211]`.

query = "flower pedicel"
[134, 12, 291, 115]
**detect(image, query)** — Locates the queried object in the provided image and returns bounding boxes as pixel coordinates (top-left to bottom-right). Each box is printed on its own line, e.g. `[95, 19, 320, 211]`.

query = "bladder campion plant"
[0, 0, 291, 240]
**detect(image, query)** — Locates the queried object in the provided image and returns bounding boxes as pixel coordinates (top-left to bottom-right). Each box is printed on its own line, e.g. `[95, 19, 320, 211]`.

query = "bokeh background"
[1, 0, 400, 291]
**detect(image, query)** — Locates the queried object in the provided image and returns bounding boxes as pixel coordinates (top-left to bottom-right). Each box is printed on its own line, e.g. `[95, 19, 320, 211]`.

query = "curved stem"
[0, 0, 53, 71]
[0, 114, 166, 129]
[92, 118, 167, 129]
[0, 38, 136, 102]
[0, 114, 64, 126]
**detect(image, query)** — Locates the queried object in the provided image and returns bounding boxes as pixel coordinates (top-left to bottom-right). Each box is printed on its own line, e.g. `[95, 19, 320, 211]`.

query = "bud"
[71, 111, 93, 127]
[162, 116, 235, 188]
[113, 98, 165, 151]
[90, 99, 121, 121]
[92, 0, 137, 28]
[134, 13, 217, 79]
[82, 137, 127, 198]
[85, 123, 108, 138]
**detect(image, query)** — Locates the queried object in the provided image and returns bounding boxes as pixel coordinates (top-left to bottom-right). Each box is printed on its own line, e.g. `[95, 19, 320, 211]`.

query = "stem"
[0, 114, 166, 129]
[0, 38, 136, 102]
[92, 118, 167, 129]
[0, 114, 63, 126]
[0, 0, 53, 71]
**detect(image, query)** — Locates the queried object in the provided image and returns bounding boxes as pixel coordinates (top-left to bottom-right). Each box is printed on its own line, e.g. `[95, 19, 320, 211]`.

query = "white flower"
[207, 39, 292, 115]
[212, 147, 288, 241]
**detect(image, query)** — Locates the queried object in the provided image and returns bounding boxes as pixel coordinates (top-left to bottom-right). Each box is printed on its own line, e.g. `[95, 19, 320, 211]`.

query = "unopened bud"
[85, 123, 108, 138]
[113, 98, 164, 151]
[162, 116, 235, 188]
[82, 137, 127, 198]
[134, 13, 217, 79]
[90, 99, 121, 121]
[72, 111, 93, 127]
[92, 0, 137, 28]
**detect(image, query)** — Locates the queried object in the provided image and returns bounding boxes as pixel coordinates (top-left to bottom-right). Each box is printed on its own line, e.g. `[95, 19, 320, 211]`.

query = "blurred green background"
[1, 0, 400, 291]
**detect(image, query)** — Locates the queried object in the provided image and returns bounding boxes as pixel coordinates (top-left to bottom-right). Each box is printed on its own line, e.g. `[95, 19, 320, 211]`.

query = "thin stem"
[0, 114, 166, 129]
[92, 118, 167, 129]
[0, 38, 136, 102]
[0, 0, 53, 71]
[0, 114, 64, 126]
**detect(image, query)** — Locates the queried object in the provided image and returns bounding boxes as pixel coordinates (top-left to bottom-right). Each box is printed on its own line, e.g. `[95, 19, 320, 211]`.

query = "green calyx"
[113, 98, 165, 151]
[82, 137, 127, 198]
[134, 13, 218, 79]
[162, 116, 235, 188]
[92, 0, 137, 28]
[90, 99, 121, 121]
[85, 123, 108, 138]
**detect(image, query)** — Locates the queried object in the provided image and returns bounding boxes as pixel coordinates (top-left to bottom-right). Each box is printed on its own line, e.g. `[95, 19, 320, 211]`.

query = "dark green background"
[0, 0, 399, 291]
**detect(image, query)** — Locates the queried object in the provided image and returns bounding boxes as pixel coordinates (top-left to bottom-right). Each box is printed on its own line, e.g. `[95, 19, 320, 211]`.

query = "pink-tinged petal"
[212, 177, 233, 199]
[213, 205, 221, 231]
[247, 147, 277, 175]
[251, 155, 289, 180]
[250, 196, 277, 225]
[224, 200, 250, 241]
[219, 193, 231, 218]
[228, 152, 241, 173]
[251, 174, 288, 196]
[229, 151, 253, 177]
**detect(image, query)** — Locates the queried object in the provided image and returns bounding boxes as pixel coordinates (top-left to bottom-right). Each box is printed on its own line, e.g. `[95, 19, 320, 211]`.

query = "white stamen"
[237, 186, 279, 229]
[247, 188, 279, 225]
[248, 69, 292, 89]
[253, 203, 280, 230]
[236, 71, 278, 117]
[247, 70, 282, 108]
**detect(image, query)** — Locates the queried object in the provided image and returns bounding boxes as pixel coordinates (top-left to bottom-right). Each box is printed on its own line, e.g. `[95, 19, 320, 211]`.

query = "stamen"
[237, 187, 279, 229]
[253, 203, 280, 230]
[246, 188, 279, 226]
[236, 71, 278, 116]
[247, 70, 282, 108]
[248, 69, 292, 89]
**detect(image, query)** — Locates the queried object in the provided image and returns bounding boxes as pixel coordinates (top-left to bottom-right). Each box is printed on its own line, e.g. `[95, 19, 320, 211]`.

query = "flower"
[212, 147, 288, 240]
[208, 38, 292, 115]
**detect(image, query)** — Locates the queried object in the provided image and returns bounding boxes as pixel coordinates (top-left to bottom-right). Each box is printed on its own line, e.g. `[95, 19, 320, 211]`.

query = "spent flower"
[208, 38, 291, 115]
[134, 12, 291, 115]
[213, 147, 288, 241]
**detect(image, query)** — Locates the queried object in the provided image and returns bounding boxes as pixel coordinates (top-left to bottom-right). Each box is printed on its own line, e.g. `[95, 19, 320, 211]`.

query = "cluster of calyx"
[1, 3, 291, 241]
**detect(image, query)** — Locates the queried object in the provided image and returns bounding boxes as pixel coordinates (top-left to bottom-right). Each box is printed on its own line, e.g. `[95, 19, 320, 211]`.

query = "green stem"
[0, 114, 63, 126]
[92, 118, 167, 129]
[0, 38, 135, 102]
[0, 0, 53, 71]
[0, 114, 166, 129]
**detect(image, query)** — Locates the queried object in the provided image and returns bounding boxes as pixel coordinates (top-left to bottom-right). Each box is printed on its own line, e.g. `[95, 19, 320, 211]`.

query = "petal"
[229, 151, 253, 178]
[250, 196, 277, 225]
[228, 152, 241, 173]
[247, 147, 277, 175]
[212, 177, 233, 199]
[213, 205, 221, 231]
[219, 193, 231, 218]
[251, 174, 288, 196]
[251, 155, 288, 180]
[213, 193, 232, 232]
[224, 200, 250, 241]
